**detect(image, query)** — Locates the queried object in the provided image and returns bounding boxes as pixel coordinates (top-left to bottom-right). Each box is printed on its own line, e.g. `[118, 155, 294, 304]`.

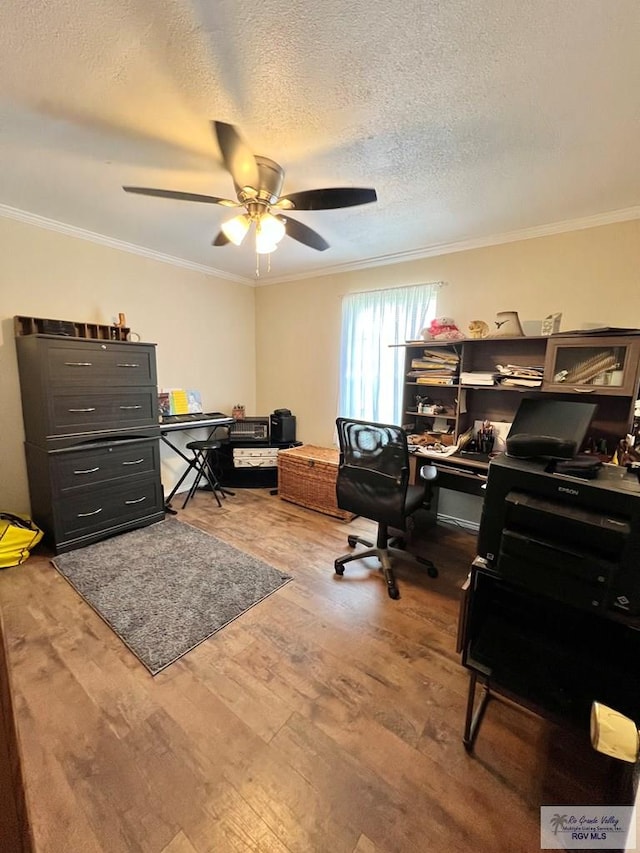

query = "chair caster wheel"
[428, 565, 438, 578]
[334, 562, 345, 576]
[347, 535, 358, 548]
[388, 586, 400, 600]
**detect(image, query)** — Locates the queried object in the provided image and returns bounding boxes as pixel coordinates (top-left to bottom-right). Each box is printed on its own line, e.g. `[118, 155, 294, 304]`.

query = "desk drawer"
[53, 439, 160, 491]
[55, 476, 164, 540]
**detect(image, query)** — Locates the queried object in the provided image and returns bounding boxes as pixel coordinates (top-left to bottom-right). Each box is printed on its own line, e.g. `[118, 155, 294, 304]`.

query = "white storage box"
[232, 447, 279, 468]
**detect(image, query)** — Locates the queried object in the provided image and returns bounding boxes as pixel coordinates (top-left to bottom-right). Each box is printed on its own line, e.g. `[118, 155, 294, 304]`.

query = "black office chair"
[334, 417, 438, 600]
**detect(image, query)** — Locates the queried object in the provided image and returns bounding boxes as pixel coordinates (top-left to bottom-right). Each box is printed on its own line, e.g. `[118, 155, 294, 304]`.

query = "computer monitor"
[506, 398, 598, 460]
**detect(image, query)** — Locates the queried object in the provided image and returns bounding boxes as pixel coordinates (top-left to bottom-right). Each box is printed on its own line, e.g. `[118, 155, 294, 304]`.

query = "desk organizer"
[15, 314, 130, 342]
[277, 445, 355, 520]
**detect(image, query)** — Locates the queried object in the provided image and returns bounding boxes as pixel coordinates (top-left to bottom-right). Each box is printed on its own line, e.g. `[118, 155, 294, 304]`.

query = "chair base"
[334, 533, 438, 600]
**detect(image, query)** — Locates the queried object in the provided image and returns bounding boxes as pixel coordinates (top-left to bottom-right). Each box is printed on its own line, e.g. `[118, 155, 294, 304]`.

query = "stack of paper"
[407, 348, 460, 385]
[495, 363, 544, 387]
[460, 372, 496, 386]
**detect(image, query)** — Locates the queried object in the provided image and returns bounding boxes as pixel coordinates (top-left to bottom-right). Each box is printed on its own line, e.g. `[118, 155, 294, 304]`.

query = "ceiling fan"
[123, 121, 377, 256]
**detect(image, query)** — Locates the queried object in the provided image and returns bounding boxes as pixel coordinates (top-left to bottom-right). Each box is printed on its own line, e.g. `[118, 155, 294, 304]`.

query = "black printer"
[477, 453, 640, 616]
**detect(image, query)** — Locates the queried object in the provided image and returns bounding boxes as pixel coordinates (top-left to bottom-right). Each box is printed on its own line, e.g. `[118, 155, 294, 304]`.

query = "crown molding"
[2, 201, 638, 288]
[0, 203, 254, 285]
[259, 205, 640, 285]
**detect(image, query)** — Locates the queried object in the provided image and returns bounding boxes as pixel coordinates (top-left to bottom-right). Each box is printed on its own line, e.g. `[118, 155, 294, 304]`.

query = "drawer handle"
[117, 363, 141, 368]
[122, 458, 144, 465]
[125, 496, 147, 505]
[68, 407, 96, 412]
[77, 508, 103, 517]
[572, 387, 597, 393]
[119, 405, 142, 410]
[73, 467, 100, 475]
[64, 362, 93, 367]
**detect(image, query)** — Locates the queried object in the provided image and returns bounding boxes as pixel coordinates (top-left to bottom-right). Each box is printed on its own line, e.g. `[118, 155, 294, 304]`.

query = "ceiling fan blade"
[281, 216, 329, 251]
[123, 186, 239, 206]
[213, 121, 260, 191]
[212, 230, 230, 246]
[275, 187, 377, 211]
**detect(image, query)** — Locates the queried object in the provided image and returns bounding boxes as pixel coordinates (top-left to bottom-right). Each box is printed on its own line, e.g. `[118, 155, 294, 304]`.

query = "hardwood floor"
[0, 489, 626, 852]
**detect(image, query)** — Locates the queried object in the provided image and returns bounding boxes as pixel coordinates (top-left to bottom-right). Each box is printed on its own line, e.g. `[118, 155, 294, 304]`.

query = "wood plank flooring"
[0, 489, 627, 853]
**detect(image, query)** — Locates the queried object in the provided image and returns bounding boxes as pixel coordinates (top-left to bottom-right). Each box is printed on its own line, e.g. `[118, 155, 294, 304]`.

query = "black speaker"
[270, 410, 296, 443]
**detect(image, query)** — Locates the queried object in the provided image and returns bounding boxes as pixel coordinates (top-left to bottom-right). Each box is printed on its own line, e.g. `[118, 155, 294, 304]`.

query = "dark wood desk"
[410, 451, 490, 497]
[459, 556, 640, 758]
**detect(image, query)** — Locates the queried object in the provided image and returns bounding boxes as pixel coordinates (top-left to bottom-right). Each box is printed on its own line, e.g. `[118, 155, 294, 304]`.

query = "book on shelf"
[460, 372, 496, 386]
[416, 376, 455, 386]
[496, 364, 544, 379]
[499, 377, 542, 387]
[410, 358, 458, 371]
[407, 370, 457, 379]
[422, 349, 460, 363]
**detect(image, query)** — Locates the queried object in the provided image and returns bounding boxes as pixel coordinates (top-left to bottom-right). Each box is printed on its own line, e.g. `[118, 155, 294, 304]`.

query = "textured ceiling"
[1, 0, 639, 284]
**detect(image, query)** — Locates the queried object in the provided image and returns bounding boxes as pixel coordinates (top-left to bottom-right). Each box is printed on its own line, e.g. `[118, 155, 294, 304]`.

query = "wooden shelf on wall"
[14, 315, 130, 342]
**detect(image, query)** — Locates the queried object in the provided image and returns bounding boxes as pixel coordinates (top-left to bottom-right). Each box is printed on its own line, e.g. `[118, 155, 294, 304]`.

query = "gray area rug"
[51, 517, 292, 675]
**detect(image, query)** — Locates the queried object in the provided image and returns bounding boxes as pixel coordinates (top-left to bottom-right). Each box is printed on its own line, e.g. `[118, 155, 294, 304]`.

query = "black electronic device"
[41, 319, 76, 337]
[228, 416, 270, 442]
[270, 409, 296, 443]
[506, 398, 598, 460]
[477, 453, 640, 616]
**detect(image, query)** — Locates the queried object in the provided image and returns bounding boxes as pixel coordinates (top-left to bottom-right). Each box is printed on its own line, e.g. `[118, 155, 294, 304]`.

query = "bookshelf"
[14, 314, 130, 342]
[400, 331, 640, 490]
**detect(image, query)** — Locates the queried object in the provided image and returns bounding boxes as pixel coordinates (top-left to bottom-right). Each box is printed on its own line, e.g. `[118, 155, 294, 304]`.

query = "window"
[338, 283, 439, 424]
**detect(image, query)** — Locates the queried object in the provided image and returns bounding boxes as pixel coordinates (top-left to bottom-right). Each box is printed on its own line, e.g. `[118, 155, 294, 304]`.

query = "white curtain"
[338, 283, 439, 425]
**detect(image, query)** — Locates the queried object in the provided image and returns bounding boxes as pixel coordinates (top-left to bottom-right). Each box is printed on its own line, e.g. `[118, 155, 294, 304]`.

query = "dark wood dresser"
[15, 334, 164, 553]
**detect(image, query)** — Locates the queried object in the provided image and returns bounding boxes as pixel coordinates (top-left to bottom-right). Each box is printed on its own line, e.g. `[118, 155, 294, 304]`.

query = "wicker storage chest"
[278, 445, 355, 520]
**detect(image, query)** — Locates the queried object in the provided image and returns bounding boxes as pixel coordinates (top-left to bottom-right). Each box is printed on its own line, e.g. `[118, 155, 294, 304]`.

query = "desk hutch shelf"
[15, 314, 130, 342]
[400, 330, 640, 489]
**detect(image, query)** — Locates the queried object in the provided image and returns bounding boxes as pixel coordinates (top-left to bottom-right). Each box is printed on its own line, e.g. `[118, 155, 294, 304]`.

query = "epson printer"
[477, 399, 640, 617]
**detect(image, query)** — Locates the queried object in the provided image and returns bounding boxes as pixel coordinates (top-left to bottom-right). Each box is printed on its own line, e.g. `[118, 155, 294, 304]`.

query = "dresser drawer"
[53, 438, 160, 491]
[48, 389, 159, 438]
[56, 476, 164, 540]
[46, 340, 157, 386]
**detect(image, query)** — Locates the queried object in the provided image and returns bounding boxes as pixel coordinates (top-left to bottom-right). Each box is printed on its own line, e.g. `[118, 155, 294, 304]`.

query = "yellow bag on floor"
[0, 513, 43, 569]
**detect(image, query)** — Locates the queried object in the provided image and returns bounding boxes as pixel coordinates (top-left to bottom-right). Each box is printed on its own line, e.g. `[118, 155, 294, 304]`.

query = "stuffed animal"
[421, 317, 465, 341]
[468, 320, 489, 339]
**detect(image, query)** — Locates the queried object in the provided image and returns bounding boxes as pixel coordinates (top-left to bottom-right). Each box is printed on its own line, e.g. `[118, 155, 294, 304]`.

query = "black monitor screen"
[506, 398, 598, 459]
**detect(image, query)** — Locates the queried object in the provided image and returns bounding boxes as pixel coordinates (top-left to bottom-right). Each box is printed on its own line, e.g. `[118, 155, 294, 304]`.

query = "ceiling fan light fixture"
[258, 212, 286, 245]
[221, 213, 250, 245]
[255, 232, 279, 255]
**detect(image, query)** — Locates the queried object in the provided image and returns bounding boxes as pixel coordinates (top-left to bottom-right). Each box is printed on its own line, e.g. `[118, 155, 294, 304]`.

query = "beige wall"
[255, 219, 639, 524]
[255, 219, 640, 448]
[2, 214, 639, 523]
[0, 216, 256, 513]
